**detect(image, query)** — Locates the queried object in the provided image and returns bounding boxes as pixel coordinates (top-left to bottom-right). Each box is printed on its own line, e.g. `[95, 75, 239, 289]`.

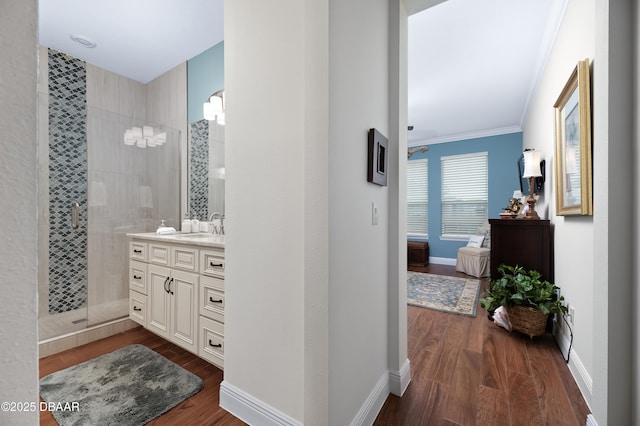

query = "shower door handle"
[71, 201, 80, 229]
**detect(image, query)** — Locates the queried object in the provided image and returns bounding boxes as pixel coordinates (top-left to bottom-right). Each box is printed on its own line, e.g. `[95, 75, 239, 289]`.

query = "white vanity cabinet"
[128, 233, 225, 370]
[147, 264, 198, 353]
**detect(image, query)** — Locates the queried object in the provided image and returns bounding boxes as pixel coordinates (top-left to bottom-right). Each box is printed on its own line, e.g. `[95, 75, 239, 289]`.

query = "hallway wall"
[0, 1, 39, 425]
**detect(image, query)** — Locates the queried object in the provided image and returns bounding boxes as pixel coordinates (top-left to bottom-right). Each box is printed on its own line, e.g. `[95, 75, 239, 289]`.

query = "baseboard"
[430, 257, 456, 266]
[220, 381, 302, 426]
[350, 371, 390, 426]
[586, 414, 598, 426]
[553, 318, 593, 406]
[388, 358, 411, 396]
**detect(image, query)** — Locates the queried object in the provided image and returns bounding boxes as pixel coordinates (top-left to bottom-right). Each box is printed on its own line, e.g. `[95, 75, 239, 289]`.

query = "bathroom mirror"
[187, 118, 225, 222]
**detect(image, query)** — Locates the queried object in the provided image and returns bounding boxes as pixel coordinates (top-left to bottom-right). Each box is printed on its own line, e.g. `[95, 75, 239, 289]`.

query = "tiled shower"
[38, 48, 183, 345]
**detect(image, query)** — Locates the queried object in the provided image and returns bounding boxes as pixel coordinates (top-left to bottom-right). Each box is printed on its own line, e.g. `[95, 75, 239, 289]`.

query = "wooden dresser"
[489, 219, 553, 281]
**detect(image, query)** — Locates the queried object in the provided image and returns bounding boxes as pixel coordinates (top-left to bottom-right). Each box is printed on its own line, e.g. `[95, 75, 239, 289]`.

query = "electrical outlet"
[569, 306, 575, 325]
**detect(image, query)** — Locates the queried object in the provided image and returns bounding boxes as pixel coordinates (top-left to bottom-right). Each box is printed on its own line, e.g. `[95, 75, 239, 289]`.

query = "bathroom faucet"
[208, 212, 225, 235]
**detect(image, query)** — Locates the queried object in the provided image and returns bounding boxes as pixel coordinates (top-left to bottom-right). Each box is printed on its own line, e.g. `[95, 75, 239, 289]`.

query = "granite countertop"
[127, 232, 225, 248]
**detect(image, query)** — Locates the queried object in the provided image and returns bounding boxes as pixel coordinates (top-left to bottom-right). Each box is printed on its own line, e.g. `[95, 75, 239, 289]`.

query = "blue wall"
[408, 132, 523, 259]
[187, 41, 224, 123]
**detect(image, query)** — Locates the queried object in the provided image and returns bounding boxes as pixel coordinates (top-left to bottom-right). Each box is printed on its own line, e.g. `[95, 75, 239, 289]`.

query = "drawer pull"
[133, 306, 142, 312]
[209, 297, 223, 304]
[133, 249, 142, 254]
[133, 274, 142, 280]
[209, 261, 224, 268]
[208, 340, 222, 348]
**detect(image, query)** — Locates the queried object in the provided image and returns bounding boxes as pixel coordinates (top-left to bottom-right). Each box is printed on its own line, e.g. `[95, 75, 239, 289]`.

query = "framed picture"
[553, 59, 593, 215]
[367, 128, 388, 186]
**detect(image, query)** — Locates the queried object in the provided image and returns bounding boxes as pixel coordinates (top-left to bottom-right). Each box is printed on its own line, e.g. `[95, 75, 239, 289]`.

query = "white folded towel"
[156, 226, 177, 235]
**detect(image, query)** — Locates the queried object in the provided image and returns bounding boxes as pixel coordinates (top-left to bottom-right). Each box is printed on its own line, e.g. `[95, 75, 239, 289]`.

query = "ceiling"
[38, 0, 224, 84]
[39, 0, 566, 145]
[408, 0, 567, 146]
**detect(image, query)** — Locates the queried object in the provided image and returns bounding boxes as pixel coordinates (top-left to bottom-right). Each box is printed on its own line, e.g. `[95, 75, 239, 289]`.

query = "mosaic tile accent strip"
[48, 49, 88, 314]
[189, 119, 209, 221]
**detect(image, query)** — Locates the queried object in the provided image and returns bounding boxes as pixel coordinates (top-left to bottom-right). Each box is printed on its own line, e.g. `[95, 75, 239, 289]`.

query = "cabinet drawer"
[200, 249, 225, 277]
[129, 260, 147, 294]
[199, 316, 224, 368]
[129, 289, 147, 327]
[129, 241, 147, 261]
[149, 243, 170, 266]
[200, 275, 224, 322]
[171, 246, 199, 272]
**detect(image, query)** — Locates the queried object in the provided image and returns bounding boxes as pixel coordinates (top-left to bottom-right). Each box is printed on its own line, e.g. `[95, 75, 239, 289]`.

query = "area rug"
[407, 272, 481, 317]
[40, 344, 204, 425]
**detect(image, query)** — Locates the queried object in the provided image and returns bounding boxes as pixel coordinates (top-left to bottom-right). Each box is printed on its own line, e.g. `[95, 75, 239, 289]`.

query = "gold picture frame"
[553, 59, 593, 215]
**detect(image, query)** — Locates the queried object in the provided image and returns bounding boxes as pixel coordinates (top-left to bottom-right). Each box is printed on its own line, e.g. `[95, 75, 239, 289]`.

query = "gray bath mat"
[40, 344, 204, 425]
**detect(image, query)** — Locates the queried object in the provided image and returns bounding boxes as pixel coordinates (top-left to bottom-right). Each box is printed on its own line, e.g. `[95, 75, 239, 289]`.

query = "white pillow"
[466, 235, 484, 248]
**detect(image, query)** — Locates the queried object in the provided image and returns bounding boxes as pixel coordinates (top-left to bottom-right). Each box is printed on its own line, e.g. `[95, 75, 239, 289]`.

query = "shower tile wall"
[190, 119, 209, 220]
[47, 49, 87, 314]
[85, 62, 182, 324]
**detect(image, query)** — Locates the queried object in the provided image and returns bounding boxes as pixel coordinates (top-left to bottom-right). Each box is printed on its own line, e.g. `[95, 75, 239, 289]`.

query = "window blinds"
[407, 159, 428, 237]
[441, 152, 488, 237]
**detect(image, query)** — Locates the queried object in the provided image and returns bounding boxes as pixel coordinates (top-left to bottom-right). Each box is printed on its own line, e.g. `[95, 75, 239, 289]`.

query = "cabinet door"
[147, 264, 171, 339]
[170, 269, 199, 352]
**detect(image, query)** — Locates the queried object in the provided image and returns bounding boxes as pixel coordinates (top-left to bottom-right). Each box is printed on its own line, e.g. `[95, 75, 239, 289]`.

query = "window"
[407, 159, 428, 238]
[441, 152, 488, 238]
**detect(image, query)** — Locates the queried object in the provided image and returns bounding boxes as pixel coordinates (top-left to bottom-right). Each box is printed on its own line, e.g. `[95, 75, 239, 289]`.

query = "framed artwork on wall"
[367, 128, 388, 186]
[553, 59, 593, 216]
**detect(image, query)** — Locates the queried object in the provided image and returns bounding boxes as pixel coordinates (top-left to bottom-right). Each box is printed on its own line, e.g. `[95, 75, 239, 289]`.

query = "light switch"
[372, 202, 378, 226]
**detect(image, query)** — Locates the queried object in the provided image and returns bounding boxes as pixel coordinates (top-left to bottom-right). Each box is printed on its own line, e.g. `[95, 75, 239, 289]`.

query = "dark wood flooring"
[374, 263, 591, 426]
[39, 264, 590, 425]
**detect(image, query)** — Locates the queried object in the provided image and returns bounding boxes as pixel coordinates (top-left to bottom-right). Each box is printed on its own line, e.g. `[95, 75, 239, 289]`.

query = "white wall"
[522, 0, 596, 405]
[223, 0, 307, 422]
[328, 0, 391, 423]
[0, 1, 39, 425]
[223, 0, 397, 424]
[524, 0, 636, 424]
[591, 1, 634, 424]
[634, 2, 640, 422]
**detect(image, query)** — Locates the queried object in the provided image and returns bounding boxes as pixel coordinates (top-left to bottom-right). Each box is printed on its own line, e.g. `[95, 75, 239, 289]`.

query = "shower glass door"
[38, 48, 181, 341]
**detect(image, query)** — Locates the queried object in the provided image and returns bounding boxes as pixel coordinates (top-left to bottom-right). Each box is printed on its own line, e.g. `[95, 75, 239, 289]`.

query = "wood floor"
[374, 264, 591, 426]
[39, 264, 590, 425]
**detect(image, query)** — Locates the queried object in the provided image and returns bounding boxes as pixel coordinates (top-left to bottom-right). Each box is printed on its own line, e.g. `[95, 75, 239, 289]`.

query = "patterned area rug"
[40, 344, 204, 425]
[407, 272, 481, 317]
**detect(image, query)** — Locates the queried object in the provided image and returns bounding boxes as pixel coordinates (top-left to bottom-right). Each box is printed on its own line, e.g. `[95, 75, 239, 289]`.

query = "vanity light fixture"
[203, 89, 225, 125]
[124, 126, 166, 148]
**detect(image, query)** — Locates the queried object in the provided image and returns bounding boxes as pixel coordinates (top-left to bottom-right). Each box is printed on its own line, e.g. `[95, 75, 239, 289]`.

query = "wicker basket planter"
[506, 305, 548, 338]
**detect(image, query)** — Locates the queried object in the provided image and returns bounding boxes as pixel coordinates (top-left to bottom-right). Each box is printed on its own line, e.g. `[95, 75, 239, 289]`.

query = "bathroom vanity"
[127, 232, 225, 369]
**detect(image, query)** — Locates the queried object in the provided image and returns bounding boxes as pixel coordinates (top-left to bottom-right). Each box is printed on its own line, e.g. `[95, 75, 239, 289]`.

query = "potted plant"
[480, 264, 568, 338]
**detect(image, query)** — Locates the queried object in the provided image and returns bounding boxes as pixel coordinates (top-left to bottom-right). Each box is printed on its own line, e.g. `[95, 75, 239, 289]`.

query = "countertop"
[127, 232, 225, 248]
